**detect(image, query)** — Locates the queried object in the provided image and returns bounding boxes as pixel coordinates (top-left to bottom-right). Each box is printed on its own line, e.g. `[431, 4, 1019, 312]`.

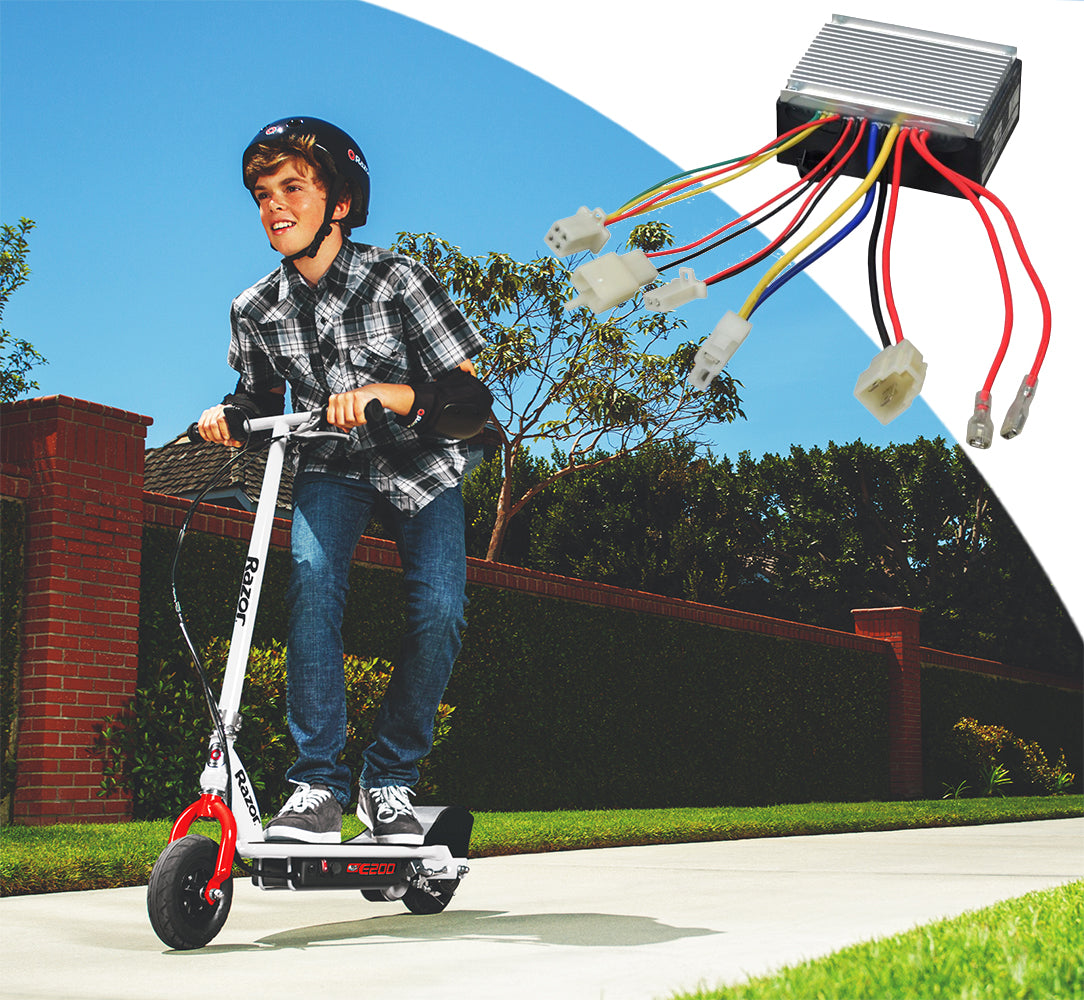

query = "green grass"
[1, 796, 1080, 897]
[668, 879, 1084, 1000]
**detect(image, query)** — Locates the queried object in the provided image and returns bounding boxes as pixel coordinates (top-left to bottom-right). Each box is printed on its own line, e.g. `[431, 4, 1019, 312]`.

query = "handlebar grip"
[364, 397, 385, 426]
[187, 406, 250, 445]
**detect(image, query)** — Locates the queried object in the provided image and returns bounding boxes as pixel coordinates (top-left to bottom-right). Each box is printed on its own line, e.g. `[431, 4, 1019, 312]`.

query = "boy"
[198, 116, 490, 845]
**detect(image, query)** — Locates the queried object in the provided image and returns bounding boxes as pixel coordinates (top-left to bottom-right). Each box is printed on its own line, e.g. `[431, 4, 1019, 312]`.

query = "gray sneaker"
[356, 785, 424, 845]
[264, 782, 342, 843]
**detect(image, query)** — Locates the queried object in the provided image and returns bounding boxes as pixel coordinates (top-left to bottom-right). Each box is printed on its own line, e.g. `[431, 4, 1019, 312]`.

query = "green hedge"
[1, 500, 25, 816]
[435, 589, 890, 809]
[138, 524, 890, 813]
[921, 665, 1083, 798]
[14, 522, 1080, 816]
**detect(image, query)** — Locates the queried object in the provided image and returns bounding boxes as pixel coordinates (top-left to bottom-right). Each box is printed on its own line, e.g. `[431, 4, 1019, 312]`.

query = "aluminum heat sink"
[774, 14, 1022, 196]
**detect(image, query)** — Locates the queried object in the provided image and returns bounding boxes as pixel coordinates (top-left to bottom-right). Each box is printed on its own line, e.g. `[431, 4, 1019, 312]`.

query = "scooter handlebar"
[186, 403, 383, 445]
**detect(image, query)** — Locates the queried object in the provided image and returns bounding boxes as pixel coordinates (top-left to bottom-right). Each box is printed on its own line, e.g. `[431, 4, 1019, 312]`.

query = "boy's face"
[252, 156, 347, 257]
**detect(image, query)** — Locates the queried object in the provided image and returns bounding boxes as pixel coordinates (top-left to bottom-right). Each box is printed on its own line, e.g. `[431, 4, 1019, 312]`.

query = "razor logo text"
[235, 768, 260, 824]
[235, 557, 260, 625]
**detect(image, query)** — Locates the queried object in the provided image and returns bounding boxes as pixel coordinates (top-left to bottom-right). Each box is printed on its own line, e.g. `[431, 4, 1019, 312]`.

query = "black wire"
[866, 170, 893, 349]
[697, 170, 846, 286]
[170, 435, 279, 811]
[657, 176, 820, 274]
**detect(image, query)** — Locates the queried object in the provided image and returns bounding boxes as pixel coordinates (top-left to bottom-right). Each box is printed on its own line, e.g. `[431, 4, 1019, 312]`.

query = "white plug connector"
[853, 339, 927, 425]
[966, 390, 994, 449]
[564, 250, 659, 314]
[687, 311, 752, 390]
[544, 206, 610, 257]
[1000, 376, 1037, 440]
[643, 268, 708, 313]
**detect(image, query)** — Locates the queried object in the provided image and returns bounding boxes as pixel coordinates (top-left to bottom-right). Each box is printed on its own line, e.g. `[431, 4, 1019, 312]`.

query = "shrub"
[921, 667, 1082, 798]
[1006, 738, 1077, 795]
[945, 717, 1076, 797]
[949, 717, 1014, 774]
[92, 639, 454, 819]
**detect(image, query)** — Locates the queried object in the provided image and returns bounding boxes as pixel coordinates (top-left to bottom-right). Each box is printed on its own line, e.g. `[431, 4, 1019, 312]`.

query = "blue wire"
[749, 122, 881, 316]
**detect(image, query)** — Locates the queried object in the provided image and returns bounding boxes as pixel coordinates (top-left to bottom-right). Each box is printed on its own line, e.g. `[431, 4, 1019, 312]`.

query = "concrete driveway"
[2, 817, 1082, 999]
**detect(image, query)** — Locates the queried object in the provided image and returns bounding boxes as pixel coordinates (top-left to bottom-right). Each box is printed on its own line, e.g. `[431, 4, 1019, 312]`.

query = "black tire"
[402, 878, 459, 914]
[147, 834, 233, 950]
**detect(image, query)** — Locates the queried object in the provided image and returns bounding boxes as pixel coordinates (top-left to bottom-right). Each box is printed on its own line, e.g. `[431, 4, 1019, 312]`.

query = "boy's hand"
[326, 384, 415, 430]
[197, 404, 245, 448]
[326, 363, 474, 431]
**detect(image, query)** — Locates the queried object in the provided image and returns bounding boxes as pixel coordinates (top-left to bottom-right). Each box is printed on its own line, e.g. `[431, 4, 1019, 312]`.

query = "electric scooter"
[146, 408, 472, 951]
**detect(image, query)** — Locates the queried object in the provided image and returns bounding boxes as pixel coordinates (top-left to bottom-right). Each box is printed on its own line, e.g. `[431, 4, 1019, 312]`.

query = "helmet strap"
[284, 175, 348, 262]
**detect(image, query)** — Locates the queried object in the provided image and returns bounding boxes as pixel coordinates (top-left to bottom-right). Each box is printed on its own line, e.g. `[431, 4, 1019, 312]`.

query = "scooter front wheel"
[147, 834, 233, 950]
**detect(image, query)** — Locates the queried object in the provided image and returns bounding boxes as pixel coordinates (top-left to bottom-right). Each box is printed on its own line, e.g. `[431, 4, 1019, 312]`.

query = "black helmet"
[243, 116, 370, 257]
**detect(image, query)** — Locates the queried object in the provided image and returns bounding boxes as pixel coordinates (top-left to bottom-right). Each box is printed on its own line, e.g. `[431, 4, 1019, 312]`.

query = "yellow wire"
[613, 116, 833, 220]
[737, 123, 901, 320]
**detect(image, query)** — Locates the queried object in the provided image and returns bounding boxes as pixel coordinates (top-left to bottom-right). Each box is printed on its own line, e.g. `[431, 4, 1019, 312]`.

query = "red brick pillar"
[852, 607, 923, 799]
[0, 396, 152, 824]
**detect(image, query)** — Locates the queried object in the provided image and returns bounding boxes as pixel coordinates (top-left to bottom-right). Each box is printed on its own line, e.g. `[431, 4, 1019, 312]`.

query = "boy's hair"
[243, 134, 353, 238]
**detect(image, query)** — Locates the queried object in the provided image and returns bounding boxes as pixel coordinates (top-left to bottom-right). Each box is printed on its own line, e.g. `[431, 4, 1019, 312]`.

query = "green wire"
[614, 139, 799, 217]
[613, 115, 831, 218]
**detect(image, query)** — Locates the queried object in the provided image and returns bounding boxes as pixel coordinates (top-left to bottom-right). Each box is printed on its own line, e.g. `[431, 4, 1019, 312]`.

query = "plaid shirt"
[228, 240, 485, 513]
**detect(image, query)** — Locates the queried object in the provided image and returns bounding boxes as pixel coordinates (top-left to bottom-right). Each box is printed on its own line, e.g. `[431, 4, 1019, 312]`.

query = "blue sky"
[2, 1, 1080, 624]
[0, 0, 950, 454]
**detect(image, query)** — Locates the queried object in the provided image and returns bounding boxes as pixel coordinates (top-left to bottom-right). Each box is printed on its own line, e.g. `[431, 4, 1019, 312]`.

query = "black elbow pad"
[396, 369, 493, 440]
[222, 379, 286, 419]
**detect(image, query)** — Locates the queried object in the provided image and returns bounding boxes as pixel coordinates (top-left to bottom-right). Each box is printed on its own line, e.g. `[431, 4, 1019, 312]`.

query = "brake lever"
[278, 399, 386, 443]
[293, 421, 352, 443]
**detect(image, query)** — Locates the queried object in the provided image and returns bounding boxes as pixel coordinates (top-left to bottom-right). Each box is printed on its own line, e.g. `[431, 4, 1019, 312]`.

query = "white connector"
[966, 390, 994, 449]
[687, 311, 752, 390]
[853, 339, 927, 425]
[643, 268, 708, 313]
[1000, 376, 1037, 440]
[544, 206, 610, 257]
[564, 250, 659, 314]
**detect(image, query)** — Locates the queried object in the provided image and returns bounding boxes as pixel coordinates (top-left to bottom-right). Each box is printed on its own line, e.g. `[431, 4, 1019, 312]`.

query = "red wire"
[606, 115, 841, 227]
[939, 155, 1051, 384]
[648, 119, 856, 260]
[910, 131, 1015, 395]
[880, 129, 908, 344]
[703, 118, 868, 286]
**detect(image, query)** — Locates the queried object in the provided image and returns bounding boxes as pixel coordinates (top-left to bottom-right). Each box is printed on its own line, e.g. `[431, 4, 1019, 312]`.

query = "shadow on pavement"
[165, 908, 722, 954]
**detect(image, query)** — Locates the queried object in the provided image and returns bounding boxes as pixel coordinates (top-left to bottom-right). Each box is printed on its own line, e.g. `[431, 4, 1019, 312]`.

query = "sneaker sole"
[263, 827, 342, 844]
[373, 832, 424, 846]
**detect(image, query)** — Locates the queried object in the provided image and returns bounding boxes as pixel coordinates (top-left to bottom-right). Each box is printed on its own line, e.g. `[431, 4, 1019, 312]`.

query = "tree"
[712, 437, 1079, 671]
[461, 435, 1080, 674]
[0, 218, 46, 403]
[523, 438, 757, 603]
[393, 228, 744, 561]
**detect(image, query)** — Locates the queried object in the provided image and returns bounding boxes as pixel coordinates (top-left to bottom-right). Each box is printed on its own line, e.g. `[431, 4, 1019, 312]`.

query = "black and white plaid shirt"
[228, 240, 486, 513]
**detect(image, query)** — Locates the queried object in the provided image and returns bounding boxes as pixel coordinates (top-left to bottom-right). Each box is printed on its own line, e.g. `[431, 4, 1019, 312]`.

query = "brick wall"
[3, 396, 1078, 822]
[1, 396, 152, 823]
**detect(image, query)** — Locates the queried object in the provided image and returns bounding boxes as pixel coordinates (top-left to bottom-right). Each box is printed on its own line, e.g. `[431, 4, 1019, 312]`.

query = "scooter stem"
[216, 414, 293, 728]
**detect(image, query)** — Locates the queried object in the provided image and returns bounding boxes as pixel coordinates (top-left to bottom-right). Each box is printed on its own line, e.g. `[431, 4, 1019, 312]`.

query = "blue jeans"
[285, 472, 468, 806]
